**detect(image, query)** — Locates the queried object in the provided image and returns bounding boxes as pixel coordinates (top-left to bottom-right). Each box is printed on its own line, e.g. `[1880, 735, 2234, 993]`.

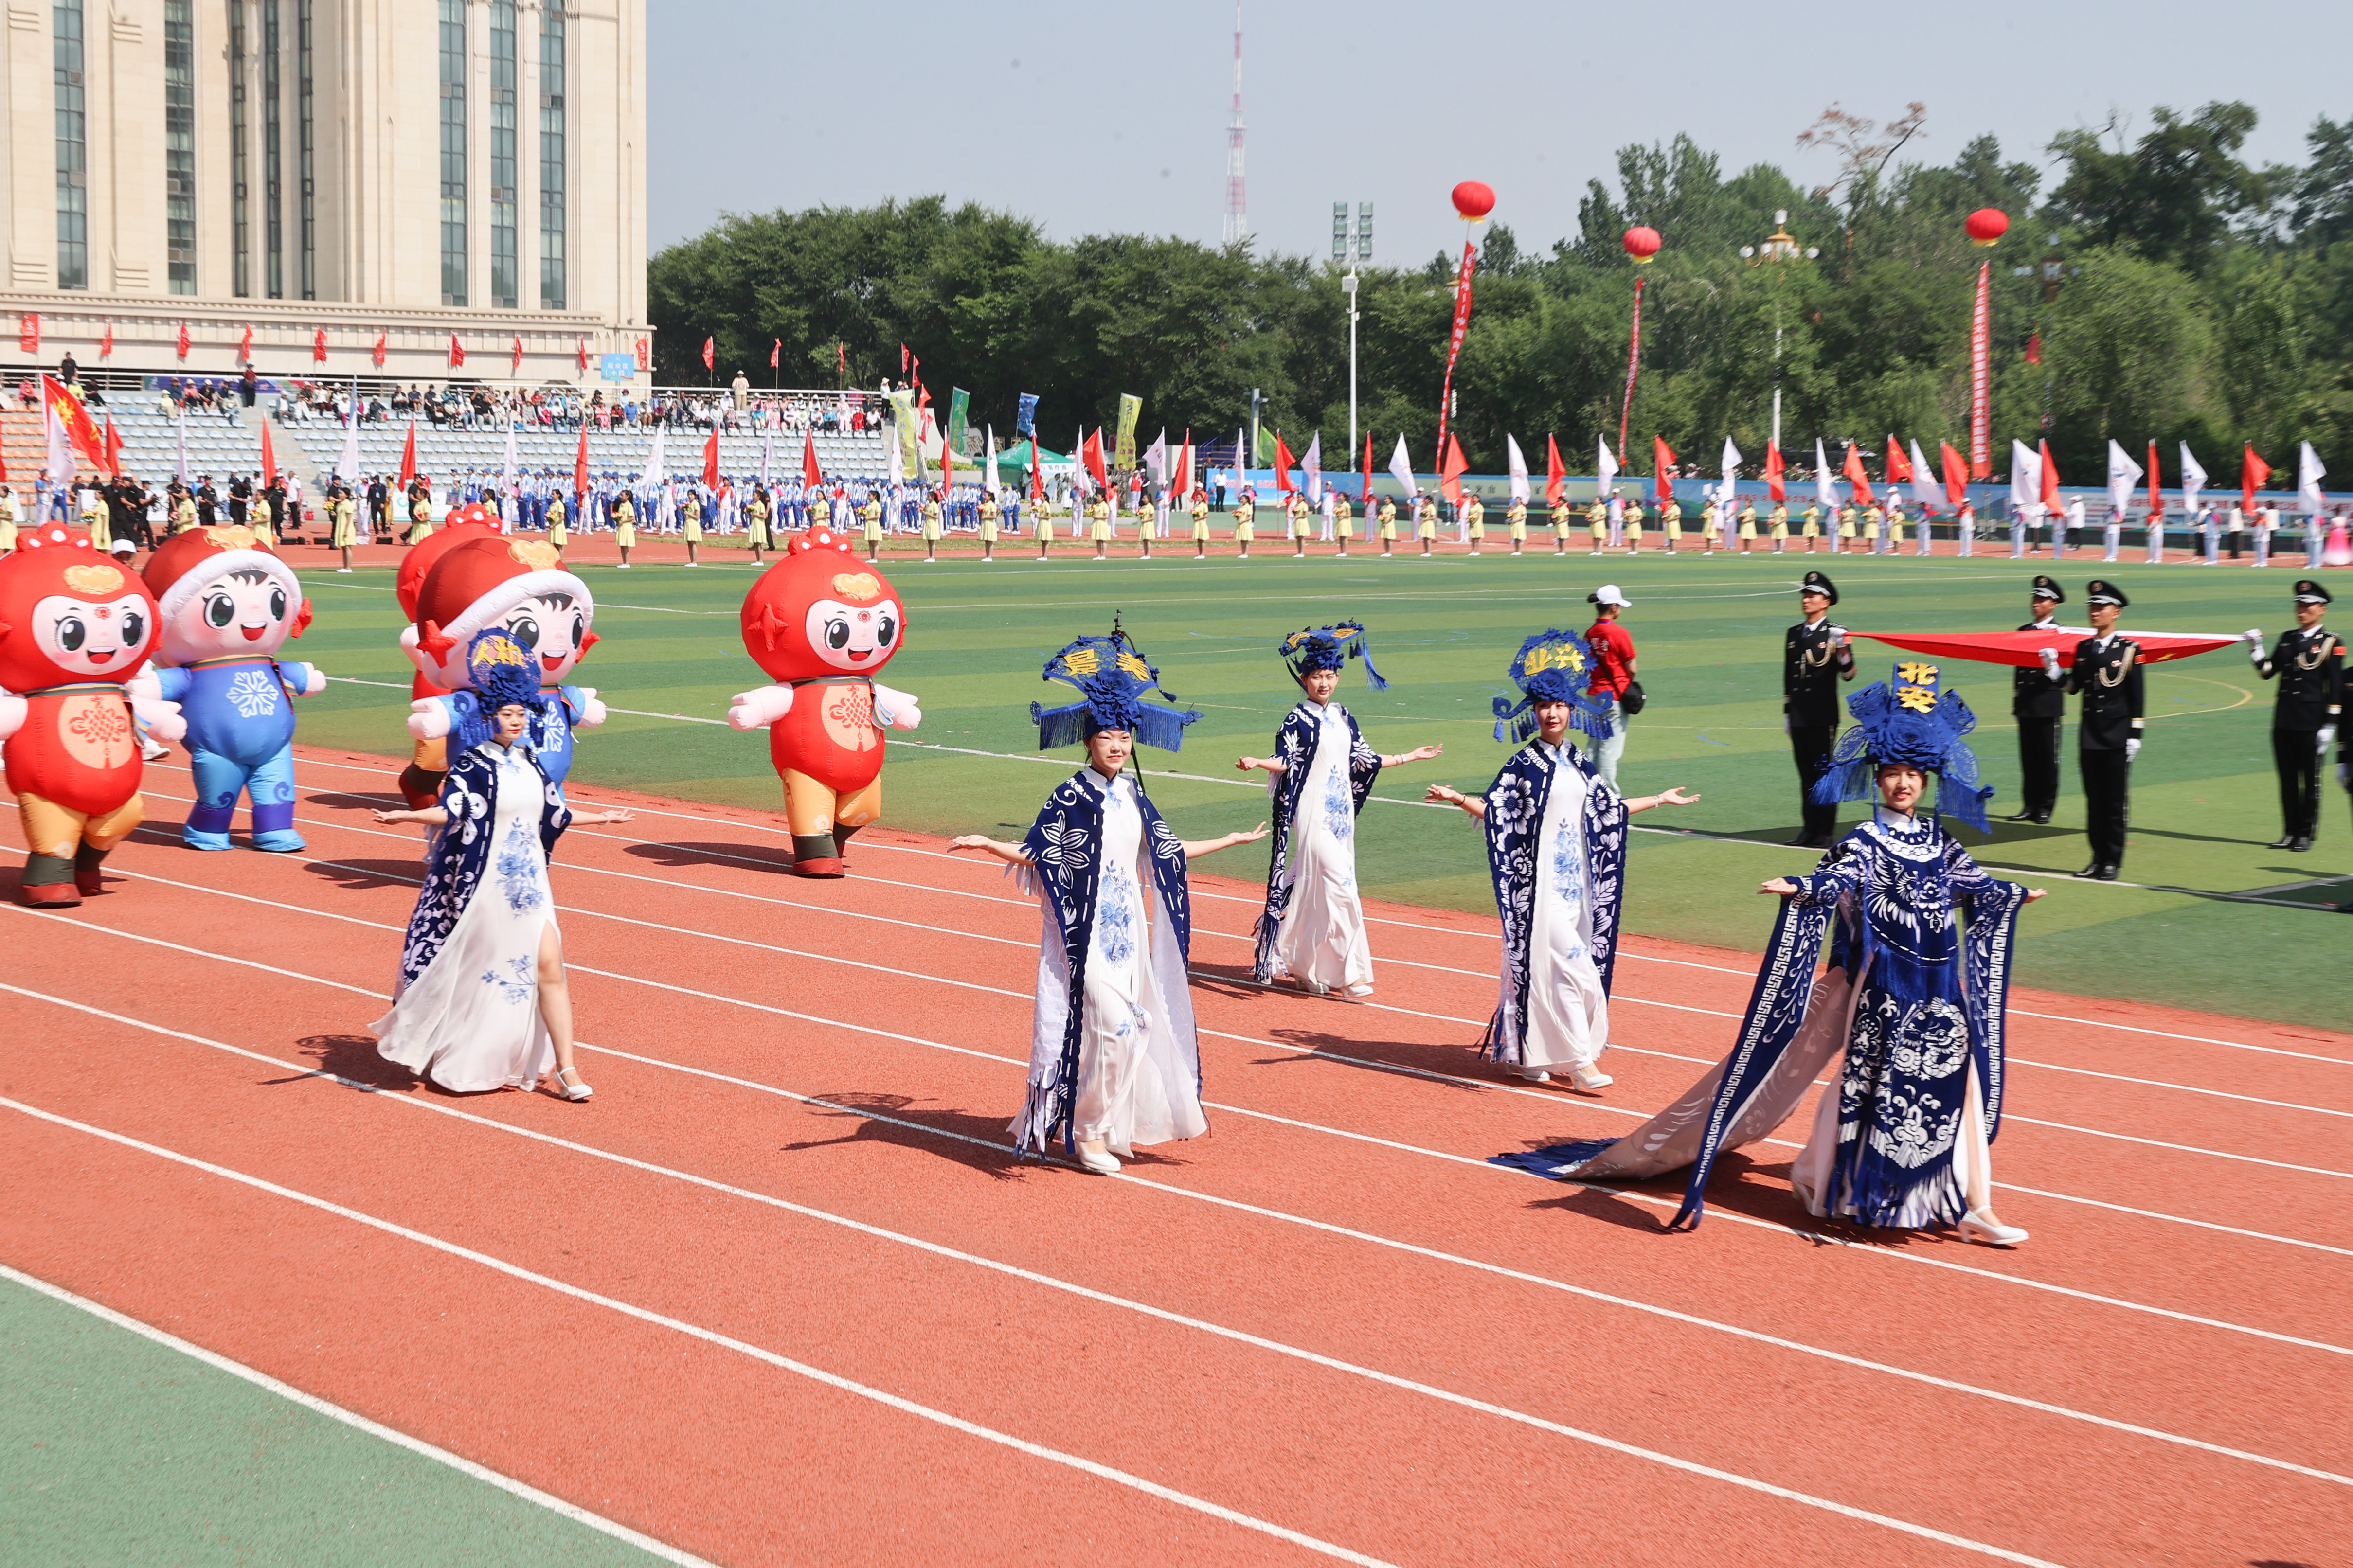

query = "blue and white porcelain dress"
[1517, 739, 1611, 1073]
[1270, 701, 1375, 993]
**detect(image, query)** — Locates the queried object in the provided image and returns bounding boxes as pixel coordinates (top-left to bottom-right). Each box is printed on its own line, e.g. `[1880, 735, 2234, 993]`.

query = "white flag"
[45, 405, 73, 486]
[1143, 428, 1167, 488]
[501, 420, 520, 493]
[2299, 440, 2328, 514]
[1908, 438, 1937, 512]
[1388, 434, 1417, 499]
[1302, 432, 1322, 503]
[175, 405, 189, 484]
[333, 395, 360, 486]
[983, 426, 1000, 499]
[1504, 434, 1531, 504]
[759, 427, 773, 485]
[1720, 435, 1742, 491]
[2009, 440, 2041, 512]
[1814, 439, 1835, 508]
[645, 423, 668, 485]
[887, 420, 903, 486]
[2179, 442, 2208, 513]
[2106, 439, 2143, 516]
[1597, 436, 1619, 493]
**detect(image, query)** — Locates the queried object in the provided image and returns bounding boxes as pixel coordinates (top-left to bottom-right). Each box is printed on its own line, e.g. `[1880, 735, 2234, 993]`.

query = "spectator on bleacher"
[58, 351, 78, 386]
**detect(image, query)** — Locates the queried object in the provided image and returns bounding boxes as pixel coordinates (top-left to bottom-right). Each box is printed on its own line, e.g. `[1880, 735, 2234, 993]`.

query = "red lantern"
[1965, 208, 2009, 247]
[1622, 227, 1662, 264]
[1451, 181, 1496, 222]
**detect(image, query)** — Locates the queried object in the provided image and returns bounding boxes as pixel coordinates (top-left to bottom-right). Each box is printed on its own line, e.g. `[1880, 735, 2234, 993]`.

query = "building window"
[54, 0, 88, 290]
[230, 0, 248, 297]
[298, 0, 314, 299]
[439, 0, 467, 307]
[488, 0, 516, 308]
[263, 0, 282, 298]
[539, 9, 565, 310]
[165, 0, 196, 292]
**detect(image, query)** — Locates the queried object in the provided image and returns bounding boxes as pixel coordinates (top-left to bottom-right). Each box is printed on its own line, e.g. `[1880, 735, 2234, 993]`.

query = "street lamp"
[1740, 210, 1819, 449]
[1335, 201, 1371, 450]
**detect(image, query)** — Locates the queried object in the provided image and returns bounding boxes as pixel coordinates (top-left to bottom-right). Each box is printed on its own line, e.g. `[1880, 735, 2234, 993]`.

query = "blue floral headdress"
[1809, 661, 1996, 832]
[1031, 624, 1202, 752]
[1491, 629, 1617, 745]
[464, 628, 542, 710]
[1277, 620, 1388, 689]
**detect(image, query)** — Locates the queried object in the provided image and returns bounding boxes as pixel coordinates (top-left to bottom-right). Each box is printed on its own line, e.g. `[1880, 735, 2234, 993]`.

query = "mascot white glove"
[575, 687, 607, 728]
[869, 682, 923, 731]
[2246, 628, 2268, 663]
[124, 667, 187, 742]
[407, 697, 453, 740]
[300, 665, 327, 697]
[728, 685, 795, 731]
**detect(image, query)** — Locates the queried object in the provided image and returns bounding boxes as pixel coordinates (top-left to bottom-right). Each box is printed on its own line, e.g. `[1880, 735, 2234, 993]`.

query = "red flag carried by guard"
[1439, 433, 1469, 504]
[801, 429, 822, 489]
[103, 413, 124, 475]
[1940, 441, 1969, 505]
[1885, 436, 1912, 482]
[1842, 441, 1875, 505]
[574, 424, 590, 496]
[1173, 430, 1195, 497]
[1081, 429, 1109, 493]
[1653, 435, 1677, 500]
[1545, 434, 1566, 507]
[1765, 442, 1787, 503]
[702, 422, 721, 489]
[260, 419, 278, 486]
[1272, 433, 1297, 493]
[399, 419, 418, 488]
[770, 339, 781, 370]
[41, 375, 108, 473]
[2242, 444, 2271, 509]
[2039, 439, 2062, 510]
[701, 336, 715, 373]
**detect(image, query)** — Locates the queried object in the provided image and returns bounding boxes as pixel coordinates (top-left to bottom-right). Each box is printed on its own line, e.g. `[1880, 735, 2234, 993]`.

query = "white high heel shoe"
[551, 1067, 593, 1102]
[1075, 1145, 1121, 1175]
[1959, 1209, 2028, 1247]
[1569, 1064, 1614, 1092]
[1515, 1067, 1550, 1084]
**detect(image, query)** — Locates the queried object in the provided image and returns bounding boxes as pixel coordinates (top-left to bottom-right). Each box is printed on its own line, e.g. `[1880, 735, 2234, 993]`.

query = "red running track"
[3, 744, 2349, 1567]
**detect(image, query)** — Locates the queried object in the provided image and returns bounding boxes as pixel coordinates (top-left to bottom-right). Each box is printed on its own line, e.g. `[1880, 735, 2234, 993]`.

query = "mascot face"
[0, 527, 160, 691]
[740, 529, 905, 683]
[164, 569, 293, 661]
[497, 590, 593, 681]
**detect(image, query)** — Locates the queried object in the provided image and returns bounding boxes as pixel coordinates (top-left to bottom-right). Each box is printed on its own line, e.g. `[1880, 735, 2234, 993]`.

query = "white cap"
[1588, 584, 1631, 607]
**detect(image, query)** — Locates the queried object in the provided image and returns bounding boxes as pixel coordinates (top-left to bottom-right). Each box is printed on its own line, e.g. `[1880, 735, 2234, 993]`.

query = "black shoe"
[2074, 863, 2102, 879]
[2269, 835, 2296, 849]
[2032, 812, 2051, 825]
[1787, 834, 1819, 847]
[2095, 864, 2119, 881]
[2291, 836, 2313, 853]
[2002, 808, 2037, 822]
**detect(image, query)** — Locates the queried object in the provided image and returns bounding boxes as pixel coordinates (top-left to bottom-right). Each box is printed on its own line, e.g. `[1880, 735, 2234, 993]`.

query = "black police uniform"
[2253, 582, 2344, 849]
[2066, 581, 2144, 877]
[2009, 576, 2068, 822]
[1783, 571, 1854, 846]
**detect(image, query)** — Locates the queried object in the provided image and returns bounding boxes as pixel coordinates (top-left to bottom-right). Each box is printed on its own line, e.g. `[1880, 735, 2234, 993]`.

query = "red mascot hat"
[0, 525, 162, 693]
[394, 503, 504, 622]
[142, 524, 312, 660]
[412, 535, 596, 688]
[739, 527, 905, 683]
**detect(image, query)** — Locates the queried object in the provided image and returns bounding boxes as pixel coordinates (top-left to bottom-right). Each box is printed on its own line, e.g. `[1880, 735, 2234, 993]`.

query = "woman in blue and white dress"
[368, 632, 633, 1099]
[952, 630, 1265, 1174]
[1239, 622, 1441, 997]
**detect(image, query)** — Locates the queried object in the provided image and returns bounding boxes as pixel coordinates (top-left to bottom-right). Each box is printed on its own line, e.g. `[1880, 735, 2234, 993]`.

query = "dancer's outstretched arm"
[948, 834, 1033, 867]
[1380, 744, 1444, 768]
[1180, 823, 1268, 859]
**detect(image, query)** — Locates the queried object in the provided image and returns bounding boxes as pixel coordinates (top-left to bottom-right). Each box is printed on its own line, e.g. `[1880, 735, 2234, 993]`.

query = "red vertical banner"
[1618, 275, 1646, 460]
[373, 330, 388, 368]
[2146, 440, 2162, 516]
[575, 424, 590, 496]
[1968, 262, 1991, 479]
[19, 314, 39, 354]
[1436, 240, 1476, 459]
[634, 338, 650, 372]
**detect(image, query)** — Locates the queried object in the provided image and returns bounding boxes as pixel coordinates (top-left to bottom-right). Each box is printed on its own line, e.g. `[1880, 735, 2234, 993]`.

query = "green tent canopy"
[992, 439, 1070, 476]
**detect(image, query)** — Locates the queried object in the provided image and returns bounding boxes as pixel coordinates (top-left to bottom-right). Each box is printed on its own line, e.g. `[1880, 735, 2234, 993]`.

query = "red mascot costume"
[392, 501, 503, 806]
[0, 524, 184, 906]
[729, 527, 921, 876]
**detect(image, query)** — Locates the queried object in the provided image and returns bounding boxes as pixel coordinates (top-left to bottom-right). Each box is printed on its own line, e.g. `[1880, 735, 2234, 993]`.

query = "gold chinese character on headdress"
[1897, 661, 1938, 687]
[1896, 684, 1938, 713]
[1524, 644, 1587, 676]
[1059, 646, 1102, 676]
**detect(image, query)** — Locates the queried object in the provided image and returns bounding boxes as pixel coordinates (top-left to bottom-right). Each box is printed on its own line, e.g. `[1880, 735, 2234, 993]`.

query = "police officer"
[2004, 574, 2068, 824]
[2247, 579, 2343, 852]
[2039, 579, 2142, 880]
[1784, 569, 1855, 847]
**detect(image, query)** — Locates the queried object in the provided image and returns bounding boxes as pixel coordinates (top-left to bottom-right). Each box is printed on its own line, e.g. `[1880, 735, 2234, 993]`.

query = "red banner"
[18, 314, 38, 354]
[1618, 275, 1646, 460]
[239, 323, 253, 362]
[1968, 262, 1991, 478]
[99, 322, 112, 359]
[2146, 440, 2162, 517]
[177, 321, 191, 360]
[1852, 628, 2237, 669]
[313, 328, 328, 364]
[373, 330, 388, 368]
[1436, 241, 1476, 459]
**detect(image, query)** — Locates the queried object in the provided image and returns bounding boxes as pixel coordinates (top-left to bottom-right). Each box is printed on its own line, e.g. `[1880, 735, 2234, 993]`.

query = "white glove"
[868, 681, 923, 731]
[575, 688, 608, 728]
[2124, 737, 2141, 763]
[0, 690, 29, 744]
[2319, 725, 2337, 752]
[2037, 647, 2061, 675]
[727, 684, 794, 731]
[129, 692, 186, 742]
[299, 665, 327, 697]
[407, 697, 452, 740]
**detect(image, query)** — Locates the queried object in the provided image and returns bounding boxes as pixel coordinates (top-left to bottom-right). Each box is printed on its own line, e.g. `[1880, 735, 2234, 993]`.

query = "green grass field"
[283, 539, 2350, 1031]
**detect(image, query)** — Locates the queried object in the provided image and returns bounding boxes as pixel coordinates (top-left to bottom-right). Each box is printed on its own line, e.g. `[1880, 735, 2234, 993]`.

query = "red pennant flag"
[372, 330, 388, 368]
[99, 322, 112, 359]
[1940, 440, 1968, 506]
[769, 339, 780, 370]
[239, 323, 253, 362]
[1841, 441, 1876, 505]
[510, 336, 524, 374]
[448, 334, 465, 368]
[575, 338, 588, 374]
[1358, 432, 1373, 511]
[1272, 433, 1297, 493]
[42, 375, 108, 473]
[2038, 439, 2061, 510]
[801, 429, 822, 489]
[1544, 434, 1566, 507]
[177, 321, 192, 359]
[701, 423, 720, 489]
[2147, 439, 2163, 517]
[312, 328, 328, 364]
[2242, 444, 2272, 509]
[19, 314, 39, 354]
[1653, 435, 1677, 500]
[701, 336, 715, 373]
[900, 343, 910, 374]
[1885, 435, 1913, 482]
[260, 419, 278, 486]
[574, 423, 590, 497]
[1440, 433, 1470, 504]
[633, 338, 649, 371]
[1174, 430, 1195, 498]
[1081, 429, 1109, 492]
[399, 420, 418, 488]
[2024, 330, 2042, 366]
[1029, 434, 1046, 502]
[1765, 443, 1787, 503]
[103, 413, 124, 476]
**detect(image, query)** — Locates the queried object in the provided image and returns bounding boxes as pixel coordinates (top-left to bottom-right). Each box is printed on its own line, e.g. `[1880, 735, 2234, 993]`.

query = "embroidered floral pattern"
[1097, 865, 1138, 962]
[1320, 766, 1354, 841]
[480, 953, 535, 1005]
[1548, 814, 1584, 908]
[495, 820, 544, 913]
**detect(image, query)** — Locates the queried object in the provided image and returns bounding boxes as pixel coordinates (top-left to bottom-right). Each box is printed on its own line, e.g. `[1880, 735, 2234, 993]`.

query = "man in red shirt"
[1582, 584, 1637, 790]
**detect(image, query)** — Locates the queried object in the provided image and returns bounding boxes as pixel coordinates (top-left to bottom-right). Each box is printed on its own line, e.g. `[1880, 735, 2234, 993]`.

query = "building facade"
[0, 0, 647, 384]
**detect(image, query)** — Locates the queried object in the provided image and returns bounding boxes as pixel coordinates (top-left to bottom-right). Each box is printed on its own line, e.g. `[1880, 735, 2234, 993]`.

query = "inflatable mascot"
[392, 502, 504, 807]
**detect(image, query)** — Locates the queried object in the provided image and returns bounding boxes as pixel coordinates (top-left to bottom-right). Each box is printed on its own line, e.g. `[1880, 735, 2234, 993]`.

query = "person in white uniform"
[952, 628, 1265, 1174]
[1239, 622, 1442, 997]
[1425, 632, 1697, 1090]
[369, 632, 634, 1099]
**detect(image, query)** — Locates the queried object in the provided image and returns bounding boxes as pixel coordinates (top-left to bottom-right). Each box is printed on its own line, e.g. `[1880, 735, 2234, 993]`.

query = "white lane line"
[8, 917, 2349, 1365]
[0, 1264, 719, 1568]
[7, 987, 2343, 1512]
[267, 754, 2353, 1067]
[0, 1096, 1401, 1568]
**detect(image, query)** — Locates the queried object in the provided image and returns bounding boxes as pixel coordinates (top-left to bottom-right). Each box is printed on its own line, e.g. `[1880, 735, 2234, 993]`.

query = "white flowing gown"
[373, 741, 559, 1093]
[1514, 742, 1610, 1073]
[1272, 703, 1374, 992]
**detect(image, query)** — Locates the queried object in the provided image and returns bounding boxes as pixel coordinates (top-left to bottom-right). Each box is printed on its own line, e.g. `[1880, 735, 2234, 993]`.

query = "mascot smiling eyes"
[729, 528, 921, 876]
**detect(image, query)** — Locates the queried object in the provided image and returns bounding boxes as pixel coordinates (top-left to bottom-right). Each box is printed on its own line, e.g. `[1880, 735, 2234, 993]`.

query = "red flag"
[1765, 443, 1787, 503]
[2242, 444, 2272, 509]
[837, 342, 846, 373]
[1359, 432, 1374, 511]
[99, 322, 112, 359]
[1029, 434, 1045, 502]
[634, 338, 649, 371]
[701, 336, 715, 373]
[575, 338, 588, 374]
[1081, 429, 1109, 492]
[769, 339, 780, 369]
[1440, 433, 1470, 504]
[1940, 440, 1968, 506]
[510, 336, 524, 374]
[2147, 440, 2163, 517]
[448, 334, 465, 368]
[177, 321, 192, 360]
[801, 429, 823, 489]
[1885, 435, 1913, 482]
[1174, 430, 1195, 497]
[1842, 441, 1875, 505]
[1272, 433, 1297, 493]
[899, 343, 910, 374]
[399, 420, 418, 488]
[19, 314, 38, 354]
[1653, 435, 1677, 500]
[312, 328, 328, 364]
[701, 423, 720, 488]
[260, 419, 277, 486]
[103, 413, 123, 475]
[373, 330, 388, 368]
[574, 424, 590, 497]
[239, 323, 253, 362]
[2038, 439, 2061, 511]
[2024, 330, 2042, 367]
[1968, 263, 1992, 478]
[1545, 434, 1566, 507]
[1437, 241, 1477, 458]
[42, 375, 108, 473]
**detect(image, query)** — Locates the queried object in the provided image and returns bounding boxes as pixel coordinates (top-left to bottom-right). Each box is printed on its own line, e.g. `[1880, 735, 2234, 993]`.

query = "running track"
[4, 744, 2348, 1567]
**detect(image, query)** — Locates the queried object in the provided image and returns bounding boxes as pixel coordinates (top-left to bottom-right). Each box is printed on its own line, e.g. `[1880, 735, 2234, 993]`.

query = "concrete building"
[0, 0, 648, 385]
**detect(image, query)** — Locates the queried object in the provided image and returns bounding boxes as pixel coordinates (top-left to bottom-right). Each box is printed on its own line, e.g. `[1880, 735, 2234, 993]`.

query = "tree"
[2046, 103, 2266, 269]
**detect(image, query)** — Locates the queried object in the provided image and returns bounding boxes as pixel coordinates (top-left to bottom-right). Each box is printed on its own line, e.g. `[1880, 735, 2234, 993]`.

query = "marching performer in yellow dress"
[1332, 492, 1355, 557]
[331, 484, 359, 572]
[1835, 503, 1857, 553]
[1088, 493, 1112, 560]
[1233, 487, 1257, 558]
[1624, 498, 1646, 555]
[1861, 503, 1882, 553]
[548, 489, 570, 556]
[1190, 487, 1211, 559]
[1587, 495, 1608, 556]
[1549, 497, 1573, 556]
[1415, 495, 1439, 557]
[1463, 492, 1487, 555]
[682, 490, 705, 565]
[923, 490, 946, 563]
[1884, 500, 1906, 553]
[611, 492, 637, 567]
[1288, 492, 1313, 557]
[1800, 502, 1820, 552]
[410, 491, 435, 545]
[976, 493, 1000, 562]
[746, 489, 771, 564]
[862, 492, 886, 561]
[1739, 499, 1760, 554]
[1661, 496, 1683, 555]
[1377, 496, 1399, 556]
[1035, 494, 1058, 560]
[1507, 497, 1528, 556]
[1769, 501, 1789, 553]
